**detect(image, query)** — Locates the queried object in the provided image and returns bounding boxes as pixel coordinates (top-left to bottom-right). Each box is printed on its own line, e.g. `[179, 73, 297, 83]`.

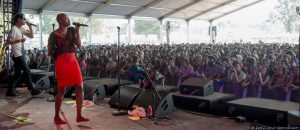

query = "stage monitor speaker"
[288, 111, 300, 125]
[227, 98, 299, 126]
[180, 77, 214, 96]
[31, 73, 50, 90]
[133, 89, 175, 117]
[35, 72, 55, 87]
[173, 92, 234, 114]
[108, 86, 142, 109]
[83, 80, 106, 101]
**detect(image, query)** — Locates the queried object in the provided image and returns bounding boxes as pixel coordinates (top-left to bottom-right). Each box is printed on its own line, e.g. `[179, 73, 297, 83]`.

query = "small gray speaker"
[108, 86, 142, 109]
[180, 77, 214, 96]
[83, 80, 106, 101]
[133, 89, 176, 117]
[31, 73, 50, 90]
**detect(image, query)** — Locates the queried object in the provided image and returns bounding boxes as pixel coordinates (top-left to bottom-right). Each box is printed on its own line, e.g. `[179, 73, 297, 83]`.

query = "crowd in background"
[10, 42, 299, 100]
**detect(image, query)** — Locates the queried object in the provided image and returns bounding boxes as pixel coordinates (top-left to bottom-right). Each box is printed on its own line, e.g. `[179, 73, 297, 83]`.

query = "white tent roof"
[22, 0, 265, 21]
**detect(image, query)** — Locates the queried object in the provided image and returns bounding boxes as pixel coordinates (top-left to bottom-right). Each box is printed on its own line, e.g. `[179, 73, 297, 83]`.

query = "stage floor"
[0, 87, 250, 130]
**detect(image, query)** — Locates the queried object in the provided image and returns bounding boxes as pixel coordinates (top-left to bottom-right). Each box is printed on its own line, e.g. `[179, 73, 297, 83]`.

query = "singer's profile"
[48, 13, 89, 124]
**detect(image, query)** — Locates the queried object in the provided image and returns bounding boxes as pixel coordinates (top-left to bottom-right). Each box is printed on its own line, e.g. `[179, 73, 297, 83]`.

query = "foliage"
[69, 15, 88, 37]
[268, 0, 300, 33]
[164, 21, 180, 32]
[91, 18, 103, 35]
[134, 20, 160, 37]
[41, 14, 57, 34]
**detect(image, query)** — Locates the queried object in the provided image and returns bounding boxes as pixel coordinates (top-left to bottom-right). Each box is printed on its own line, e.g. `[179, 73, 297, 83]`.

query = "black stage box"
[180, 77, 214, 96]
[172, 92, 234, 114]
[227, 97, 299, 126]
[288, 110, 300, 125]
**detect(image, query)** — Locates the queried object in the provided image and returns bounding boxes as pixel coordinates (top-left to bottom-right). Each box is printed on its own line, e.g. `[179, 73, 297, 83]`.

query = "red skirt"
[55, 53, 82, 88]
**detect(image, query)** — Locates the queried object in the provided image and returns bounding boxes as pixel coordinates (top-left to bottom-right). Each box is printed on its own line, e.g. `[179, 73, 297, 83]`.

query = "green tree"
[164, 21, 181, 44]
[69, 16, 88, 37]
[41, 14, 57, 35]
[134, 20, 181, 43]
[166, 21, 170, 44]
[268, 0, 300, 33]
[134, 20, 160, 38]
[91, 18, 103, 35]
[27, 14, 40, 33]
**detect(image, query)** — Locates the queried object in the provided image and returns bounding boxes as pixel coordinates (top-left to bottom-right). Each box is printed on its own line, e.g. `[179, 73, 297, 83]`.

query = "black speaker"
[288, 111, 300, 125]
[36, 72, 55, 87]
[108, 86, 142, 109]
[83, 80, 106, 101]
[172, 92, 234, 114]
[31, 73, 50, 90]
[133, 89, 175, 117]
[227, 98, 299, 126]
[180, 77, 214, 96]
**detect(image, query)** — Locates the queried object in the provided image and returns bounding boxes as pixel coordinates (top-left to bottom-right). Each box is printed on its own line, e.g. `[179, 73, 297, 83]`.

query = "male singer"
[6, 13, 42, 97]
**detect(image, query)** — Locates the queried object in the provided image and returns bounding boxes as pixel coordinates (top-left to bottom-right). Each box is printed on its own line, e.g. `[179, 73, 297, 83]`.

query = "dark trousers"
[6, 55, 34, 95]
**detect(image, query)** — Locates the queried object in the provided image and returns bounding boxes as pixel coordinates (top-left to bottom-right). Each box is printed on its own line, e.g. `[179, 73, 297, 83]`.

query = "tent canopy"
[22, 0, 264, 21]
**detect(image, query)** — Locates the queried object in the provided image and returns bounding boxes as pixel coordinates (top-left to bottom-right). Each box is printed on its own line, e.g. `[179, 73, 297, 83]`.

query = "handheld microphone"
[117, 26, 120, 30]
[72, 22, 88, 27]
[26, 22, 37, 27]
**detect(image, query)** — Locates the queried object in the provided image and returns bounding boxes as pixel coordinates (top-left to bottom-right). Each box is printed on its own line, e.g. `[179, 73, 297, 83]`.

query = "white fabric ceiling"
[22, 0, 264, 21]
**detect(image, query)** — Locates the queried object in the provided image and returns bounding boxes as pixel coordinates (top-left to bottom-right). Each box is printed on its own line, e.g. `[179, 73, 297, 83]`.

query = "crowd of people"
[19, 42, 299, 100]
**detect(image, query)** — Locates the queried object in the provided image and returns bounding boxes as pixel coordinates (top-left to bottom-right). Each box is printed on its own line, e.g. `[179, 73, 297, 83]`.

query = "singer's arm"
[47, 33, 55, 59]
[6, 36, 25, 45]
[6, 29, 25, 45]
[23, 23, 34, 38]
[74, 25, 81, 49]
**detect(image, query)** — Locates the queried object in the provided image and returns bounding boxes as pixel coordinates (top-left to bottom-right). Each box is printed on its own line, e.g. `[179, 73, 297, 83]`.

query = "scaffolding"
[1, 0, 18, 73]
[2, 0, 18, 40]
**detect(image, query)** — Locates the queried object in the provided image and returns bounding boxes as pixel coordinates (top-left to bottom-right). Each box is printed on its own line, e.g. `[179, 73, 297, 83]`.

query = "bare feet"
[54, 116, 66, 124]
[76, 116, 90, 122]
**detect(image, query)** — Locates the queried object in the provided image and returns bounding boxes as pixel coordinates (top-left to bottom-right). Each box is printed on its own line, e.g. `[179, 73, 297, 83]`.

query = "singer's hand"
[26, 22, 37, 27]
[26, 22, 32, 26]
[26, 22, 34, 27]
[75, 25, 80, 31]
[20, 38, 26, 43]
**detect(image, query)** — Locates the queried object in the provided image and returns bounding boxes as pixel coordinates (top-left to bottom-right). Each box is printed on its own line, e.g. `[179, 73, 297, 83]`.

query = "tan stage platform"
[0, 87, 250, 130]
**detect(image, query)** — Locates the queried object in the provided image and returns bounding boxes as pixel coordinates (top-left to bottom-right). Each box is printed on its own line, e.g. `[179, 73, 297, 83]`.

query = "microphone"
[72, 22, 88, 27]
[26, 22, 37, 27]
[52, 24, 55, 31]
[117, 26, 120, 30]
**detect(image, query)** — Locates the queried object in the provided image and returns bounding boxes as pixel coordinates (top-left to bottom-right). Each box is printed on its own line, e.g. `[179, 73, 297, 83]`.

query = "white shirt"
[8, 26, 26, 57]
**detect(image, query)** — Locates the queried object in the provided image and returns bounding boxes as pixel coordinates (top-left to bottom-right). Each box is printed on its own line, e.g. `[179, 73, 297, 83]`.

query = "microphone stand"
[297, 8, 300, 112]
[112, 26, 127, 116]
[47, 24, 56, 102]
[140, 67, 162, 124]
